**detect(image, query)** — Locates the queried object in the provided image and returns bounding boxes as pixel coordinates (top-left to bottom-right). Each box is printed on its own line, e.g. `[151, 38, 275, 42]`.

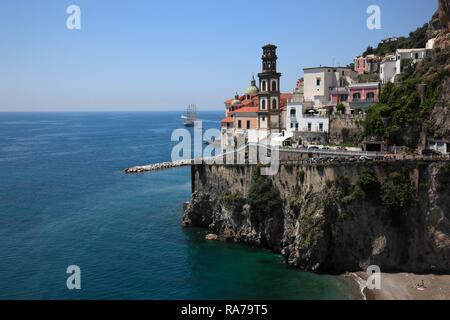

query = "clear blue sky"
[0, 0, 436, 112]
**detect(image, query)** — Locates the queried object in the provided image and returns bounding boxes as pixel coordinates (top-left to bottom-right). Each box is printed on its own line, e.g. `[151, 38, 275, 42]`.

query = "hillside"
[363, 23, 429, 57]
[363, 4, 450, 150]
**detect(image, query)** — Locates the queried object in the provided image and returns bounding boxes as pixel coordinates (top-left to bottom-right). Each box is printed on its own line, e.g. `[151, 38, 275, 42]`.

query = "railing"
[303, 114, 328, 119]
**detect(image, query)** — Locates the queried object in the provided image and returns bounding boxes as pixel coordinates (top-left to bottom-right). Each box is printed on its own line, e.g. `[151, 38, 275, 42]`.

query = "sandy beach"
[353, 272, 450, 300]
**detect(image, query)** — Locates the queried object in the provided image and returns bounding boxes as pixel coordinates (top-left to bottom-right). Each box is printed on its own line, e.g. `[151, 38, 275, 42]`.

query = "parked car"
[422, 149, 440, 156]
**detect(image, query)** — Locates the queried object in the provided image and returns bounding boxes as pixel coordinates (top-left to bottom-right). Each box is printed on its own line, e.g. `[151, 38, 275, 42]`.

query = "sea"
[0, 112, 359, 300]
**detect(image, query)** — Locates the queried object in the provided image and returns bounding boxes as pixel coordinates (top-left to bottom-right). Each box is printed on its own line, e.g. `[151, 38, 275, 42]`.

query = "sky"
[0, 0, 437, 112]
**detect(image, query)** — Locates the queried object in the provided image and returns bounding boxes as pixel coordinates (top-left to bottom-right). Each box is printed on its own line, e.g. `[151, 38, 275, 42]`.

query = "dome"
[245, 85, 259, 95]
[231, 93, 241, 106]
[245, 75, 259, 95]
[231, 99, 241, 106]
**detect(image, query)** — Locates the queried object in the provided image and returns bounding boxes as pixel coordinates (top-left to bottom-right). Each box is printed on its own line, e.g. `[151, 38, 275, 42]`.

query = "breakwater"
[125, 159, 193, 173]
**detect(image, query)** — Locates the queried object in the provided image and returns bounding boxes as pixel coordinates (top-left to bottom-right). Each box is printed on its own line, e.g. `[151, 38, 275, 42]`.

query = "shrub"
[381, 172, 415, 214]
[248, 167, 282, 222]
[336, 103, 346, 114]
[223, 192, 245, 211]
[357, 167, 381, 196]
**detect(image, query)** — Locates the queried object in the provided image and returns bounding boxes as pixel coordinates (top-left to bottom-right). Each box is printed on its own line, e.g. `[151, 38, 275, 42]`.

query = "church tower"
[258, 44, 282, 131]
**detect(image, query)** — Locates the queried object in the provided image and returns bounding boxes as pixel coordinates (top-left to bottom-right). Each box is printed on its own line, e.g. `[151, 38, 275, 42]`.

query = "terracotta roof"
[242, 99, 255, 106]
[234, 106, 259, 113]
[221, 117, 234, 123]
[280, 93, 294, 111]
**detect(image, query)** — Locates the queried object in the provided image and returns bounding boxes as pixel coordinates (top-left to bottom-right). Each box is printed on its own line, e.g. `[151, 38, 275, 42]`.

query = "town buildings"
[354, 55, 381, 75]
[303, 66, 356, 109]
[348, 82, 380, 111]
[220, 45, 293, 149]
[380, 55, 397, 84]
[395, 48, 428, 75]
[218, 39, 447, 154]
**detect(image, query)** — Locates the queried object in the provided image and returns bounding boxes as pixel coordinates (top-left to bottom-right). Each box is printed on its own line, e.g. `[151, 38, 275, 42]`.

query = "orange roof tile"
[235, 106, 259, 113]
[221, 117, 234, 123]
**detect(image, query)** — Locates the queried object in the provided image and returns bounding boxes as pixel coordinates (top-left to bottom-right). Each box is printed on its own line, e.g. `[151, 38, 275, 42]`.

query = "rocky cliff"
[183, 162, 450, 274]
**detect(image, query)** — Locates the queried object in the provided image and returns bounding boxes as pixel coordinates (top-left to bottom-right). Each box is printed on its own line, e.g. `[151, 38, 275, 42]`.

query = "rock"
[205, 234, 219, 241]
[184, 162, 450, 274]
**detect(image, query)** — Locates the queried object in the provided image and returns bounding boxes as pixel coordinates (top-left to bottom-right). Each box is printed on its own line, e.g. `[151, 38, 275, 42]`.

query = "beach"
[354, 272, 450, 300]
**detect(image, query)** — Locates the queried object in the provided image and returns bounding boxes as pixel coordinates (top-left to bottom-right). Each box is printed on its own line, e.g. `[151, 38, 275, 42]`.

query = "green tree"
[336, 103, 346, 115]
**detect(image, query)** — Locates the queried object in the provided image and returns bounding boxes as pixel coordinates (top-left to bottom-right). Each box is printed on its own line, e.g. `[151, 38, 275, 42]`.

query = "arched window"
[261, 99, 266, 110]
[261, 81, 267, 92]
[271, 80, 277, 92]
[367, 92, 375, 101]
[353, 93, 361, 100]
[272, 99, 278, 110]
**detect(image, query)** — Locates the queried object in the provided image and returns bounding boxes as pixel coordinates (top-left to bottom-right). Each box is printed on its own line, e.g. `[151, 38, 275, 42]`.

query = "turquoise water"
[0, 112, 357, 300]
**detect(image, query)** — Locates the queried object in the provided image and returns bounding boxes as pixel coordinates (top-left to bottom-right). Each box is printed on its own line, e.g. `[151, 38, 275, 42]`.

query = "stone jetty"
[125, 159, 193, 174]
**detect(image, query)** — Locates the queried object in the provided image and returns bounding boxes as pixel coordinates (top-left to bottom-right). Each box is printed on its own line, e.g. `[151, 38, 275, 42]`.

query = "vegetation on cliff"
[247, 167, 282, 222]
[363, 23, 429, 57]
[364, 47, 450, 147]
[381, 171, 415, 214]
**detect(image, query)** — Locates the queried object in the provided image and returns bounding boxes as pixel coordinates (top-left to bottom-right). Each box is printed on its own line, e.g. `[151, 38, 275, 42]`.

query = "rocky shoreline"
[183, 162, 450, 275]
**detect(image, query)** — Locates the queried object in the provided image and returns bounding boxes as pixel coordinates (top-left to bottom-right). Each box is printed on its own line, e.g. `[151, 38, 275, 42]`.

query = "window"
[308, 123, 312, 132]
[316, 78, 321, 86]
[261, 99, 266, 110]
[415, 52, 419, 59]
[262, 116, 266, 122]
[290, 123, 294, 129]
[367, 92, 375, 100]
[341, 94, 348, 102]
[319, 123, 323, 132]
[247, 120, 250, 129]
[290, 109, 296, 116]
[238, 120, 242, 129]
[271, 80, 277, 91]
[295, 123, 299, 130]
[261, 81, 267, 92]
[353, 93, 361, 100]
[272, 99, 277, 110]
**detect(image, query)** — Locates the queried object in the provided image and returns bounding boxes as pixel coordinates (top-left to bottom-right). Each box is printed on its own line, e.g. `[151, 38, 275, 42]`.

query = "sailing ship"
[182, 104, 197, 127]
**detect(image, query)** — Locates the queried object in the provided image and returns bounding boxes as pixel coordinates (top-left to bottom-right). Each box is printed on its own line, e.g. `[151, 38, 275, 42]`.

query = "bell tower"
[258, 44, 281, 131]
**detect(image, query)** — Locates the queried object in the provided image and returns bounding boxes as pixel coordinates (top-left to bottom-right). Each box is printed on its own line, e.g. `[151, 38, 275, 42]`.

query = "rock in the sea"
[205, 234, 219, 241]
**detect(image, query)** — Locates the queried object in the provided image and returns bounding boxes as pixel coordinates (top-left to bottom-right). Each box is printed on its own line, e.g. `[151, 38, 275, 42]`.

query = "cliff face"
[183, 162, 450, 274]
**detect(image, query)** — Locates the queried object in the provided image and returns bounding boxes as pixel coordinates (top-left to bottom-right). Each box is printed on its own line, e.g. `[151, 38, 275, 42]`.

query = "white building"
[426, 38, 436, 50]
[380, 55, 397, 84]
[285, 98, 329, 134]
[395, 48, 428, 75]
[303, 67, 356, 108]
[427, 138, 449, 154]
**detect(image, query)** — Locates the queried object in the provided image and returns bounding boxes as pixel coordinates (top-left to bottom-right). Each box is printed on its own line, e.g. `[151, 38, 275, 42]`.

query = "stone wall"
[329, 114, 365, 145]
